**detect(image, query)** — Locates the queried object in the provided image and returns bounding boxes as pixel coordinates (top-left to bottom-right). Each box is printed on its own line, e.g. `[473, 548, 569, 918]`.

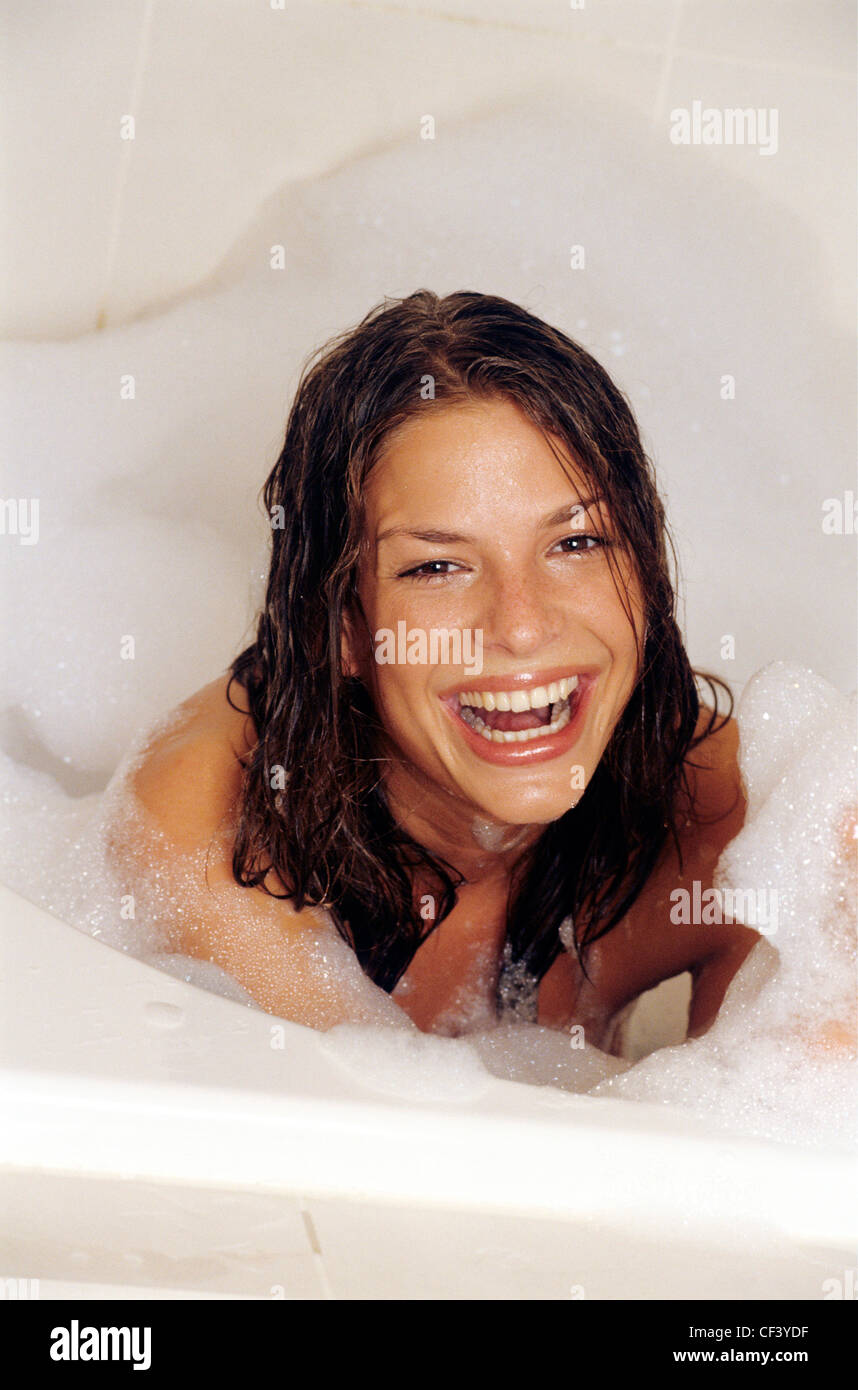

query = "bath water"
[1, 100, 854, 1151]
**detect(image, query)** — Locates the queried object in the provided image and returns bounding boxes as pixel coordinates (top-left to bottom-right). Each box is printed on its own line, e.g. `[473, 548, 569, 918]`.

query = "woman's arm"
[105, 682, 415, 1033]
[566, 709, 761, 1042]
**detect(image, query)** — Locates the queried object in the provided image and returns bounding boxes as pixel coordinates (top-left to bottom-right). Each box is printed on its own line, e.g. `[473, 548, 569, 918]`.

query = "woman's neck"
[382, 762, 543, 886]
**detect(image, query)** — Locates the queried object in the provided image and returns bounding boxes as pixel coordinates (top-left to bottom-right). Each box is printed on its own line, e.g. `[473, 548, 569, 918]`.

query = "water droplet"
[144, 1000, 184, 1029]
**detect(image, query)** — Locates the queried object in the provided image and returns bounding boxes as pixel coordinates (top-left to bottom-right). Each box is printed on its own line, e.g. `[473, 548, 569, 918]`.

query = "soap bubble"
[590, 664, 857, 1149]
[0, 100, 853, 1143]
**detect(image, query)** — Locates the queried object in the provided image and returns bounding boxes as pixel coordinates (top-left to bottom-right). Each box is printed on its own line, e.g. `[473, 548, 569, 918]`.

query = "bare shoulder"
[109, 673, 407, 1031]
[681, 704, 745, 838]
[128, 673, 255, 855]
[638, 702, 749, 934]
[572, 704, 755, 1022]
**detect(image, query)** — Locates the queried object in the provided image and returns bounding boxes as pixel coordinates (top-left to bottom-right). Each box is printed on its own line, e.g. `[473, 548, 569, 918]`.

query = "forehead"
[367, 398, 595, 512]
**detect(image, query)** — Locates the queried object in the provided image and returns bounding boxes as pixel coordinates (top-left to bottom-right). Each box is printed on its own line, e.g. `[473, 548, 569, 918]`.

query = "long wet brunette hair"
[228, 290, 731, 1006]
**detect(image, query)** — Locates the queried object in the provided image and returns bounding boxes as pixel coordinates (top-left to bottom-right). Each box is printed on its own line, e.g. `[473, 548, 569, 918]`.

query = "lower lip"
[442, 678, 595, 766]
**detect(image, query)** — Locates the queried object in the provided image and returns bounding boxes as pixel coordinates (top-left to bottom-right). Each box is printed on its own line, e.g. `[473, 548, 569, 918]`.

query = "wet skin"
[122, 399, 762, 1048]
[342, 397, 643, 848]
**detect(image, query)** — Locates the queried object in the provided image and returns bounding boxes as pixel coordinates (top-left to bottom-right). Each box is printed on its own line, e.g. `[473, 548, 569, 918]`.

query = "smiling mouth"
[455, 674, 581, 744]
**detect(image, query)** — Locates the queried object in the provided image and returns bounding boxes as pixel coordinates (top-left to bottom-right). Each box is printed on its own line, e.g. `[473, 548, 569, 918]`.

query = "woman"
[117, 290, 760, 1048]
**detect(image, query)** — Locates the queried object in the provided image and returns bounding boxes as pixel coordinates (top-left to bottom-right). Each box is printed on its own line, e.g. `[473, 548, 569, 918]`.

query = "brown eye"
[399, 559, 463, 580]
[554, 533, 608, 553]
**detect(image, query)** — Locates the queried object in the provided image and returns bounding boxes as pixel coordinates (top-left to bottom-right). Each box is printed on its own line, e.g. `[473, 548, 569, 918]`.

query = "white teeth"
[457, 674, 579, 711]
[458, 698, 573, 742]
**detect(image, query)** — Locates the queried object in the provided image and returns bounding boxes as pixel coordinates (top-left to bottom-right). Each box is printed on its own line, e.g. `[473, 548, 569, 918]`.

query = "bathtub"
[1, 880, 853, 1301]
[2, 0, 855, 1305]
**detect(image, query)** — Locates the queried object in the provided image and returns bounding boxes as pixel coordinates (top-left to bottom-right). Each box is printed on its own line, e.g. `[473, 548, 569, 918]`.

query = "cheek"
[575, 570, 641, 656]
[355, 587, 428, 731]
[599, 557, 644, 645]
[367, 661, 436, 747]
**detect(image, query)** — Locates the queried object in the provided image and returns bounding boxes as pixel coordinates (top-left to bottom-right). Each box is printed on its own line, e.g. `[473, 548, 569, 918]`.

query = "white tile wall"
[658, 54, 856, 331]
[3, 1, 852, 338]
[677, 0, 856, 72]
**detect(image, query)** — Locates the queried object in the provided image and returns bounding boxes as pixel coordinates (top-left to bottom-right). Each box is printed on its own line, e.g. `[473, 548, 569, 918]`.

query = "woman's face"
[345, 397, 645, 837]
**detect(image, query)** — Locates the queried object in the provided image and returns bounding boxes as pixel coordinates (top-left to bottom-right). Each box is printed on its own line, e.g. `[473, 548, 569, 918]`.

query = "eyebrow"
[377, 497, 605, 546]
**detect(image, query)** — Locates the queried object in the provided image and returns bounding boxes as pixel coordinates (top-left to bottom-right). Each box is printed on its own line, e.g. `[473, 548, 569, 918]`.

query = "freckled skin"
[343, 399, 643, 837]
[115, 399, 763, 1047]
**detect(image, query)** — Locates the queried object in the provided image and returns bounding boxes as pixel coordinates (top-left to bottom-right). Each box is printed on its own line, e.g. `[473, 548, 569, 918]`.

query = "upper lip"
[437, 665, 600, 698]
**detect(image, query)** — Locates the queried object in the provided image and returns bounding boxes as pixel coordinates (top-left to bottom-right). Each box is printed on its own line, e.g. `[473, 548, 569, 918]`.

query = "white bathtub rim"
[2, 1066, 855, 1257]
[2, 882, 855, 1257]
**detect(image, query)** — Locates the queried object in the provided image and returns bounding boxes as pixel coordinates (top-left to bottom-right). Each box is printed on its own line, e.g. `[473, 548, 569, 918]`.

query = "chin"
[463, 779, 583, 829]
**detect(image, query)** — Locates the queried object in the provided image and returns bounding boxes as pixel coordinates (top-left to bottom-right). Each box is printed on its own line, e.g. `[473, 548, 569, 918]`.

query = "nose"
[479, 568, 565, 659]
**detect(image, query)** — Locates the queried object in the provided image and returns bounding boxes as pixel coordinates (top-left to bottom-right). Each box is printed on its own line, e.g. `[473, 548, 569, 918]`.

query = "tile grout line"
[334, 1, 855, 78]
[95, 0, 156, 332]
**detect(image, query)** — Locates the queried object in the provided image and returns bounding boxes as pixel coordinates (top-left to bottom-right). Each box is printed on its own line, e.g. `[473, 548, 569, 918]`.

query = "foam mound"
[590, 663, 857, 1149]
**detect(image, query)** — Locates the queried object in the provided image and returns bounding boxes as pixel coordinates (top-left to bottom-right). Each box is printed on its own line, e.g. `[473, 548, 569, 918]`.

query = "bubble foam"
[590, 663, 857, 1149]
[0, 97, 854, 1142]
[0, 659, 854, 1142]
